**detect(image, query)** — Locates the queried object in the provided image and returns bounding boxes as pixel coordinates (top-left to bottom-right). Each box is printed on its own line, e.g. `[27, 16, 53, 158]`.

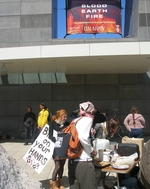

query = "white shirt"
[75, 116, 93, 161]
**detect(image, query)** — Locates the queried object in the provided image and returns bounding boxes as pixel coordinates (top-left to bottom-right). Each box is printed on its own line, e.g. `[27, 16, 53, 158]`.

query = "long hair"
[40, 103, 48, 111]
[130, 106, 138, 126]
[43, 105, 48, 111]
[106, 117, 120, 138]
[51, 109, 67, 121]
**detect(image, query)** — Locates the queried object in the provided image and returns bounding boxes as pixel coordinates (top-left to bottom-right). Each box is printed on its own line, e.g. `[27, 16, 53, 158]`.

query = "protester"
[93, 106, 106, 127]
[92, 117, 120, 189]
[92, 111, 140, 189]
[124, 106, 145, 138]
[68, 101, 98, 189]
[93, 117, 140, 189]
[49, 109, 70, 189]
[37, 103, 49, 132]
[93, 117, 120, 139]
[23, 106, 36, 145]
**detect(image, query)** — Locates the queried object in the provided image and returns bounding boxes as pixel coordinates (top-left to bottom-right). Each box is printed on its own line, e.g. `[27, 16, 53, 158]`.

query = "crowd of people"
[23, 102, 147, 189]
[23, 103, 50, 145]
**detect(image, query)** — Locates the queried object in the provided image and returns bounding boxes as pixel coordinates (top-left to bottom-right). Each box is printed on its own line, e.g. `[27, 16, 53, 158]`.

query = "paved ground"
[0, 139, 69, 189]
[0, 136, 150, 189]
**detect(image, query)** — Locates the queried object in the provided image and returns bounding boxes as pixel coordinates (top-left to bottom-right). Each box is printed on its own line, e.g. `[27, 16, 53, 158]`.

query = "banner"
[23, 124, 55, 174]
[66, 0, 122, 35]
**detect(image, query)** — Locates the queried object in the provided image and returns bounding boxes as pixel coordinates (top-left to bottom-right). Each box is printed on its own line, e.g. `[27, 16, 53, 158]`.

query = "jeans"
[25, 126, 34, 144]
[129, 128, 143, 138]
[121, 177, 139, 188]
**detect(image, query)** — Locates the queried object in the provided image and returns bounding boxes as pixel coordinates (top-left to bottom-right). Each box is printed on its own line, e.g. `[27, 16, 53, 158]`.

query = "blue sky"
[57, 0, 126, 39]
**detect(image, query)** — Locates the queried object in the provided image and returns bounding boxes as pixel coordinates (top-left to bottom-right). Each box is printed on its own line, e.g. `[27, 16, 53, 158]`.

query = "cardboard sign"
[23, 124, 54, 174]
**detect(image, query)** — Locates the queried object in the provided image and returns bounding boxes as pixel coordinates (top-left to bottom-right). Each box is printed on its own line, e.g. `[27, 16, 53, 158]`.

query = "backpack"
[48, 112, 52, 122]
[62, 117, 83, 159]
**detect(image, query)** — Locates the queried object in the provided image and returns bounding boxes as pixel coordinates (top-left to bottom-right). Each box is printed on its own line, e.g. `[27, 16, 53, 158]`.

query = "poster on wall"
[66, 0, 122, 35]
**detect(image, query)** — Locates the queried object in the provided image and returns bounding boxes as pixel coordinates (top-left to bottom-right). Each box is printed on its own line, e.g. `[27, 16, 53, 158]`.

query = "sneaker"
[24, 143, 28, 145]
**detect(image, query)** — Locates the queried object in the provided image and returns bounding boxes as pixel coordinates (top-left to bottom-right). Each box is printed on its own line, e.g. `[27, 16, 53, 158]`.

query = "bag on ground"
[62, 117, 83, 159]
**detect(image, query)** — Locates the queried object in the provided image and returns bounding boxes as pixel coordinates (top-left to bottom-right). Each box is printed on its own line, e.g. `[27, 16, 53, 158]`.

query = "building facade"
[0, 0, 150, 137]
[125, 0, 150, 40]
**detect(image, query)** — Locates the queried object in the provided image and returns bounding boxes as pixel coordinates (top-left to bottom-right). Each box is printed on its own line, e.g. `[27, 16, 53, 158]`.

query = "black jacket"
[49, 120, 70, 142]
[23, 112, 36, 127]
[93, 111, 106, 126]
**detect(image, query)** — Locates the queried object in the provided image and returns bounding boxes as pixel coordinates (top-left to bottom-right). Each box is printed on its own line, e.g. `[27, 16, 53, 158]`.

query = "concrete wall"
[0, 73, 150, 138]
[125, 0, 150, 40]
[1, 0, 150, 48]
[0, 0, 53, 48]
[138, 0, 150, 40]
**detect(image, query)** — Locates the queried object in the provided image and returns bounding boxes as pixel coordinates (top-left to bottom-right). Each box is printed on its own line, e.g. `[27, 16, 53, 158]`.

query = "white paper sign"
[23, 124, 55, 174]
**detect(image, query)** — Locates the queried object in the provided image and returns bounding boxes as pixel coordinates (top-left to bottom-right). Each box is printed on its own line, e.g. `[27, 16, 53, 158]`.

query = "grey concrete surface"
[0, 139, 69, 189]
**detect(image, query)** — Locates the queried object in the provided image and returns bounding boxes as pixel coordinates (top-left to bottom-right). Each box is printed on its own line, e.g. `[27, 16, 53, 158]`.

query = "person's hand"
[91, 128, 96, 135]
[91, 149, 97, 157]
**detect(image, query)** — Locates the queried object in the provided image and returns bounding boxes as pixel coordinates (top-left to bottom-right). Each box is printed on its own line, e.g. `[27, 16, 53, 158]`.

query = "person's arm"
[77, 118, 94, 155]
[139, 115, 145, 126]
[49, 121, 56, 142]
[94, 123, 104, 138]
[124, 115, 131, 131]
[33, 113, 36, 122]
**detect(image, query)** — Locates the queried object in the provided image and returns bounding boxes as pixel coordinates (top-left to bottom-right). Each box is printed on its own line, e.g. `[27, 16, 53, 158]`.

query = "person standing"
[124, 106, 145, 138]
[49, 109, 70, 189]
[68, 101, 98, 189]
[93, 106, 106, 127]
[23, 106, 36, 145]
[37, 103, 50, 132]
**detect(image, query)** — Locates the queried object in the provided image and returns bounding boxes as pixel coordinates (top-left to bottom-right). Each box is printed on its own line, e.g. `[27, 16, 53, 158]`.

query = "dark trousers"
[68, 160, 97, 189]
[25, 126, 34, 144]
